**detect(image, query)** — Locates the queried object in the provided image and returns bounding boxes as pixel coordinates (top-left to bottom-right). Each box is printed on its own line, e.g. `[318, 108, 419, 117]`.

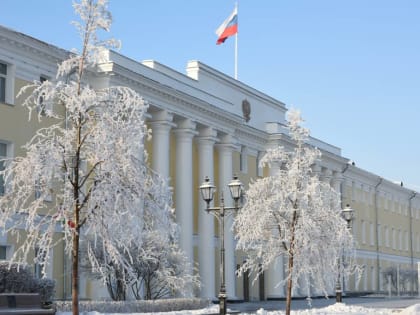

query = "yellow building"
[0, 25, 419, 301]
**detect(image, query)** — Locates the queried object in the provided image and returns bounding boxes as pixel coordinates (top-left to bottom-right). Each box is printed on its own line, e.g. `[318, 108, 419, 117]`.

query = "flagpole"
[234, 31, 238, 80]
[234, 1, 238, 80]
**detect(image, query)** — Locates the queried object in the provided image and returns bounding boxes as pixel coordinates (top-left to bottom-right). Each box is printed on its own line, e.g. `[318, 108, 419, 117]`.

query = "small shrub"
[0, 261, 55, 302]
[0, 262, 34, 293]
[31, 278, 56, 303]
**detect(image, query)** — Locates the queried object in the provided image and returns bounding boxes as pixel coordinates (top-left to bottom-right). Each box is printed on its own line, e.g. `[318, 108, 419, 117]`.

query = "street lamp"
[336, 204, 354, 302]
[199, 175, 243, 315]
[342, 204, 354, 229]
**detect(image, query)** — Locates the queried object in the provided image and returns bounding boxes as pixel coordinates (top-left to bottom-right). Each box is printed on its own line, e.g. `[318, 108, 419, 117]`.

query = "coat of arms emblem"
[242, 99, 251, 122]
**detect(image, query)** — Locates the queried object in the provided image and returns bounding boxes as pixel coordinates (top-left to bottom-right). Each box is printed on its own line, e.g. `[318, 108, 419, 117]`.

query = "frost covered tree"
[129, 235, 199, 300]
[234, 109, 356, 315]
[0, 0, 175, 314]
[81, 191, 199, 301]
[382, 266, 417, 294]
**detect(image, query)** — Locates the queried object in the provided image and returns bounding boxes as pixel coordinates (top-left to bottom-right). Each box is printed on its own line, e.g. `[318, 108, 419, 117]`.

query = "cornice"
[318, 150, 350, 173]
[95, 62, 284, 157]
[234, 127, 267, 152]
[266, 130, 348, 171]
[186, 60, 287, 112]
[98, 62, 245, 136]
[344, 165, 382, 186]
[344, 165, 418, 195]
[0, 25, 70, 81]
[0, 26, 68, 57]
[380, 177, 417, 196]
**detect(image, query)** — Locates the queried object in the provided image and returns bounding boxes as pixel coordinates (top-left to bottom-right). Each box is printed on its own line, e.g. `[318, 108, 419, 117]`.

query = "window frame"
[34, 246, 45, 279]
[0, 61, 14, 105]
[0, 245, 11, 261]
[37, 76, 49, 116]
[256, 151, 263, 177]
[0, 141, 13, 196]
[0, 62, 6, 103]
[0, 245, 7, 260]
[0, 142, 7, 196]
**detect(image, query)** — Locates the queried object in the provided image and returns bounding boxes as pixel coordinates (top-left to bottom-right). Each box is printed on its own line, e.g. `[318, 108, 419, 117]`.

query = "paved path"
[224, 297, 420, 313]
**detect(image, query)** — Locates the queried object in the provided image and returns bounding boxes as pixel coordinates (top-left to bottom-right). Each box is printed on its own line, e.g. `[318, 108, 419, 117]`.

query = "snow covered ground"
[55, 302, 420, 315]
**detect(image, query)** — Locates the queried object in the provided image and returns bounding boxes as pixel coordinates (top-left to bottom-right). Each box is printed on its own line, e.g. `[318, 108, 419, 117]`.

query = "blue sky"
[2, 0, 420, 190]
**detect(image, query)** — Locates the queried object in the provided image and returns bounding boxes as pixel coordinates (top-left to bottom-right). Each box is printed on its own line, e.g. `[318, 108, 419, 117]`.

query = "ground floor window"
[0, 62, 6, 103]
[0, 142, 7, 196]
[0, 245, 8, 260]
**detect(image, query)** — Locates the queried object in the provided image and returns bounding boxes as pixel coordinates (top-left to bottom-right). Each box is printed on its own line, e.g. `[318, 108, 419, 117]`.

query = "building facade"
[0, 25, 419, 301]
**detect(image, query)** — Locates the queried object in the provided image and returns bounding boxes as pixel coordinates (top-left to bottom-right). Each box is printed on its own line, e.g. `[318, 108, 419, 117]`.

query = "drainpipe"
[374, 177, 383, 293]
[409, 192, 417, 296]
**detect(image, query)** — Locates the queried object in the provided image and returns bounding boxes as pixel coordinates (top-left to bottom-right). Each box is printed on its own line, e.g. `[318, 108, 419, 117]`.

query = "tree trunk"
[116, 268, 126, 300]
[72, 229, 79, 315]
[285, 253, 294, 315]
[285, 207, 298, 315]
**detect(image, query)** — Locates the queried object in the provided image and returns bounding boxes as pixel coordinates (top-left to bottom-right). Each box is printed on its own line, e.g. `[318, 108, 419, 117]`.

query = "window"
[379, 267, 383, 291]
[37, 76, 48, 116]
[398, 230, 402, 251]
[256, 151, 263, 177]
[392, 228, 396, 250]
[362, 265, 368, 291]
[34, 152, 52, 202]
[0, 63, 6, 103]
[0, 246, 7, 260]
[34, 246, 45, 278]
[0, 62, 14, 105]
[34, 179, 42, 200]
[370, 222, 374, 246]
[371, 266, 376, 291]
[417, 234, 420, 252]
[361, 220, 366, 244]
[0, 143, 7, 196]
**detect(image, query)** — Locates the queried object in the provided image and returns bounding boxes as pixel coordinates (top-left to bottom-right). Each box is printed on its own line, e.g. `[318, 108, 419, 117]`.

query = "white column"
[332, 171, 344, 211]
[197, 127, 218, 299]
[332, 172, 343, 199]
[266, 159, 285, 298]
[216, 135, 237, 299]
[321, 168, 333, 185]
[150, 110, 174, 180]
[174, 119, 197, 281]
[312, 163, 322, 178]
[319, 167, 335, 296]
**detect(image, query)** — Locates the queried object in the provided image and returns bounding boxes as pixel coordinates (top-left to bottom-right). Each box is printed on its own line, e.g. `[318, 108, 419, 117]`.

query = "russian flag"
[215, 7, 238, 45]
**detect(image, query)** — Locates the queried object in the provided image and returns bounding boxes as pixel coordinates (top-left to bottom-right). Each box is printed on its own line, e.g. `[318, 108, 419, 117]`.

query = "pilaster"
[173, 119, 197, 284]
[149, 110, 175, 180]
[215, 135, 238, 299]
[197, 127, 218, 299]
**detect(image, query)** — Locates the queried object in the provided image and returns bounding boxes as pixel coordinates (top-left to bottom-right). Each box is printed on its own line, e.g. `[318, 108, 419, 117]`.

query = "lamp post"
[199, 175, 243, 315]
[336, 204, 354, 302]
